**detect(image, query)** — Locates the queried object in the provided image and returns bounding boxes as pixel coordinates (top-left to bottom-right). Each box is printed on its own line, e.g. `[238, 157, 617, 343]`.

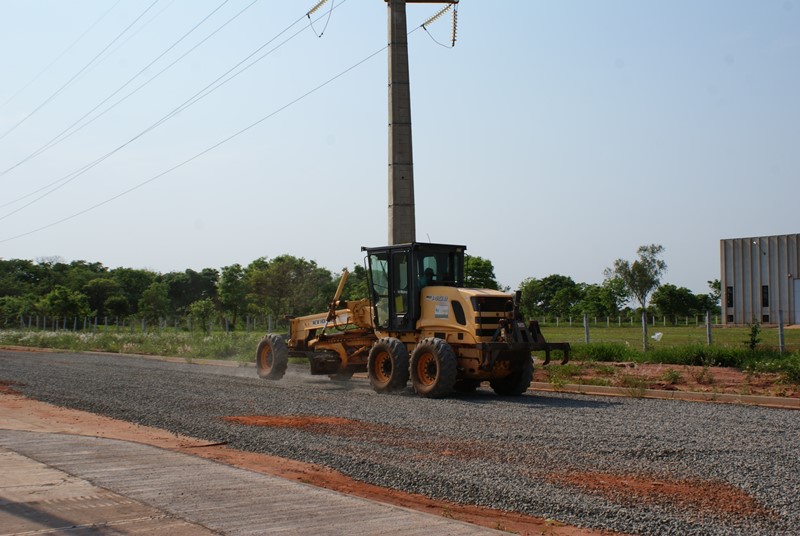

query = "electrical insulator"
[307, 0, 328, 17]
[422, 4, 452, 29]
[451, 7, 458, 47]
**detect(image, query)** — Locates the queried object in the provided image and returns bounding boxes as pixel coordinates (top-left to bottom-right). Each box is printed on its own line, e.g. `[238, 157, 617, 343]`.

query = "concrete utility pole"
[386, 0, 457, 245]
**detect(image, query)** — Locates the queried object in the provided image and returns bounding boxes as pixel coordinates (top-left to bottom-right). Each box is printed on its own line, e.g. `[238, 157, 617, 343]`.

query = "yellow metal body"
[376, 286, 520, 380]
[287, 299, 375, 367]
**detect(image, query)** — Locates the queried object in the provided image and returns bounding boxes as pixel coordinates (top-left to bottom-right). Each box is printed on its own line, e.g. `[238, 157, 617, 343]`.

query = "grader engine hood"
[418, 287, 519, 343]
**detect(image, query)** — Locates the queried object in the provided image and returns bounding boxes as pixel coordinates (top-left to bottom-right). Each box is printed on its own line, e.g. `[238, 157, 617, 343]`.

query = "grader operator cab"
[255, 243, 569, 398]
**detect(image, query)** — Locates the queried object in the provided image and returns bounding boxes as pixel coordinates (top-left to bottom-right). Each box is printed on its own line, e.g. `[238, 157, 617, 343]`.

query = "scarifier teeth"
[307, 0, 329, 17]
[422, 4, 452, 29]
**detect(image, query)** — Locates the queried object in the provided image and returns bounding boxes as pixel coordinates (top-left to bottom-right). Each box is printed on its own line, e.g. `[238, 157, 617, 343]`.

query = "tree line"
[0, 246, 720, 332]
[0, 256, 369, 331]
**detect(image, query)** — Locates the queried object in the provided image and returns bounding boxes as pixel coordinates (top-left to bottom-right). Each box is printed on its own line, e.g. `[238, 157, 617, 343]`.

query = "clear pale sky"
[1, 1, 798, 294]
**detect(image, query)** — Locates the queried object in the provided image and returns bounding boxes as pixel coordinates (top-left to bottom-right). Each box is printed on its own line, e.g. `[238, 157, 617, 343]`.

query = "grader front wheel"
[490, 356, 533, 396]
[367, 338, 409, 393]
[256, 334, 289, 380]
[410, 338, 457, 398]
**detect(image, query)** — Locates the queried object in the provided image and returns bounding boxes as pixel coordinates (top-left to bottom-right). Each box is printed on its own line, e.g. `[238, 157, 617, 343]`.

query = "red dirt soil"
[549, 472, 773, 520]
[533, 362, 799, 399]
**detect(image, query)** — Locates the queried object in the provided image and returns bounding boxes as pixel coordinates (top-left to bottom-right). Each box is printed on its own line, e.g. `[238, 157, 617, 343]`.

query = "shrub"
[573, 342, 639, 362]
[661, 368, 684, 385]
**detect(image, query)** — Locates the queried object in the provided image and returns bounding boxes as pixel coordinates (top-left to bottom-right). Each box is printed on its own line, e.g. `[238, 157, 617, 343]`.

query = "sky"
[0, 0, 798, 295]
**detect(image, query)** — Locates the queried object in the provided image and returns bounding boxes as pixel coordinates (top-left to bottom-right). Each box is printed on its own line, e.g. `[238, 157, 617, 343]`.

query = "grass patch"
[617, 374, 647, 397]
[661, 368, 685, 385]
[0, 329, 262, 362]
[572, 342, 639, 362]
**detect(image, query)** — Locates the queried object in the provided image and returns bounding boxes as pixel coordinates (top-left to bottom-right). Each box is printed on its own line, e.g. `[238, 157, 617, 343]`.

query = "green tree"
[218, 264, 247, 329]
[104, 294, 130, 319]
[605, 244, 667, 350]
[0, 259, 47, 297]
[189, 298, 217, 335]
[0, 295, 36, 327]
[110, 267, 157, 315]
[138, 282, 170, 323]
[163, 268, 219, 316]
[340, 264, 370, 301]
[518, 274, 578, 319]
[83, 278, 122, 319]
[578, 279, 626, 318]
[651, 283, 697, 321]
[699, 279, 722, 314]
[246, 255, 334, 325]
[38, 286, 91, 321]
[464, 255, 500, 290]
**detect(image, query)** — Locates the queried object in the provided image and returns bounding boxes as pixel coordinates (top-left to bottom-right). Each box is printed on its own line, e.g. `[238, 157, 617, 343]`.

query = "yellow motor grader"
[256, 243, 569, 398]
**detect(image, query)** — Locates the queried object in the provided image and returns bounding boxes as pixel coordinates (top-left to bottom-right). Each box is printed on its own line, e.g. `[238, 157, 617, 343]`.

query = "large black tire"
[410, 338, 457, 398]
[489, 356, 533, 396]
[256, 334, 289, 380]
[367, 337, 409, 393]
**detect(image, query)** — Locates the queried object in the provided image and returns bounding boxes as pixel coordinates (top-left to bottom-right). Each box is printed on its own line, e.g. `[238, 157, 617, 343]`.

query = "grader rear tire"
[410, 338, 457, 398]
[256, 334, 289, 380]
[367, 338, 409, 393]
[490, 356, 533, 396]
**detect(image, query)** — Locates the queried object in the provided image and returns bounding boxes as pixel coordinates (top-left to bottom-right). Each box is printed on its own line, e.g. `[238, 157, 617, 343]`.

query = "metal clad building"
[720, 233, 799, 325]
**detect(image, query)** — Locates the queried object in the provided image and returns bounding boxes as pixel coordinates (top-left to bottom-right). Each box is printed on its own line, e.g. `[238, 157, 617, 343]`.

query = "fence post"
[225, 318, 230, 335]
[778, 310, 785, 354]
[556, 317, 559, 327]
[583, 314, 590, 344]
[706, 311, 713, 346]
[141, 318, 146, 333]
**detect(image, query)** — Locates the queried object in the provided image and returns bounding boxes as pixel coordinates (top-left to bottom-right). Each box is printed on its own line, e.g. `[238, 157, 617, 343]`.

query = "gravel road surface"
[1, 349, 798, 535]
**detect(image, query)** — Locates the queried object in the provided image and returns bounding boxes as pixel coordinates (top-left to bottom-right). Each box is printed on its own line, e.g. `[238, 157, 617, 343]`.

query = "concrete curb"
[530, 382, 800, 410]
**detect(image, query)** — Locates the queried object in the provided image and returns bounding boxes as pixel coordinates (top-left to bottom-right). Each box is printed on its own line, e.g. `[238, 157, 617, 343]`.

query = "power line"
[0, 0, 124, 113]
[67, 0, 180, 90]
[0, 41, 387, 244]
[0, 0, 162, 143]
[0, 0, 246, 181]
[0, 1, 346, 219]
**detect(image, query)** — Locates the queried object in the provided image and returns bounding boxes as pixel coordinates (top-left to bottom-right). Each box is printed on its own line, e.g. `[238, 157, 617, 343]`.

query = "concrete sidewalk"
[0, 431, 501, 535]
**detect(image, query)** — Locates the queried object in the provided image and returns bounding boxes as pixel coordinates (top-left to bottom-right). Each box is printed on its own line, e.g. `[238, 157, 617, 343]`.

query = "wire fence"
[8, 314, 278, 335]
